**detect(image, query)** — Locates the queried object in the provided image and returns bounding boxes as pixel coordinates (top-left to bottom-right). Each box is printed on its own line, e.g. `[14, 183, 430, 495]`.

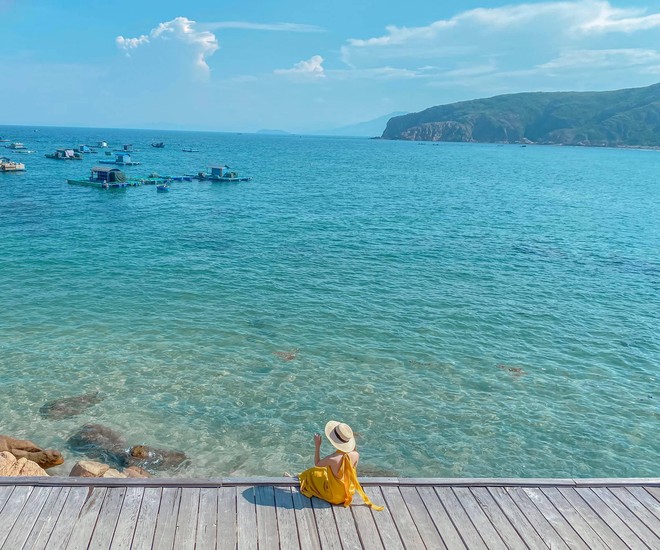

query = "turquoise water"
[1, 126, 658, 478]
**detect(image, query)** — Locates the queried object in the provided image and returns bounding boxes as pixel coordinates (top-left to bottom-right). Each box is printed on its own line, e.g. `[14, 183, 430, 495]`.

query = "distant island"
[256, 129, 291, 135]
[381, 83, 660, 147]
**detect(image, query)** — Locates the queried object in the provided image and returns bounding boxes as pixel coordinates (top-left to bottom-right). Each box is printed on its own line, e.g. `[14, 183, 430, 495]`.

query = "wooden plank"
[633, 487, 660, 520]
[469, 488, 527, 550]
[452, 487, 508, 550]
[131, 487, 162, 550]
[236, 486, 258, 550]
[152, 487, 182, 550]
[0, 486, 14, 515]
[359, 486, 402, 550]
[273, 486, 300, 550]
[332, 501, 362, 550]
[109, 486, 145, 550]
[536, 487, 608, 550]
[254, 485, 279, 550]
[350, 500, 384, 550]
[380, 486, 424, 549]
[599, 487, 660, 547]
[310, 496, 342, 549]
[87, 486, 127, 549]
[573, 487, 648, 550]
[0, 486, 33, 547]
[416, 486, 465, 550]
[21, 486, 70, 550]
[505, 487, 576, 549]
[434, 487, 487, 549]
[290, 487, 322, 550]
[1, 486, 51, 549]
[195, 487, 218, 550]
[398, 486, 446, 549]
[557, 487, 628, 550]
[48, 487, 94, 550]
[60, 487, 107, 550]
[217, 486, 237, 550]
[173, 487, 200, 549]
[486, 487, 553, 549]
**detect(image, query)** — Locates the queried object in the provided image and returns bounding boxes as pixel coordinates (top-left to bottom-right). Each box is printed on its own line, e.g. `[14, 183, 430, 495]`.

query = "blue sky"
[1, 0, 660, 132]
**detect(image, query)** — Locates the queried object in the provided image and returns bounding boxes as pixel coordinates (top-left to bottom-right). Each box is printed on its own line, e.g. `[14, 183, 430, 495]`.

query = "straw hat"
[325, 420, 356, 452]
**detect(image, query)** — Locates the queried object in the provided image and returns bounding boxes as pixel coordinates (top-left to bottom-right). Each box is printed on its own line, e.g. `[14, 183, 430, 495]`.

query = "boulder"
[0, 451, 48, 477]
[102, 468, 127, 479]
[40, 391, 105, 420]
[69, 460, 110, 478]
[124, 466, 151, 478]
[0, 435, 64, 469]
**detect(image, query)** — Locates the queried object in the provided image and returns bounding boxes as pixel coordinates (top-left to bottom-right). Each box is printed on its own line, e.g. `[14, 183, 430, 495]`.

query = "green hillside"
[381, 83, 660, 146]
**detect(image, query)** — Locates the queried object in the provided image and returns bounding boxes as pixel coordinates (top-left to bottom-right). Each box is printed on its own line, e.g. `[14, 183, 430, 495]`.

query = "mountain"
[381, 84, 660, 147]
[315, 112, 408, 137]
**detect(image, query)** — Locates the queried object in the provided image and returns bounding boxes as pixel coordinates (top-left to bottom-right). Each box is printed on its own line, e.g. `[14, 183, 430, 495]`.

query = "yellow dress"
[298, 452, 384, 511]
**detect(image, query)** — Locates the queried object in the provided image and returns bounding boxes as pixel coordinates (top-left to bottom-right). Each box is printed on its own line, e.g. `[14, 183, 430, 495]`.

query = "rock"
[127, 445, 189, 470]
[124, 466, 151, 478]
[102, 468, 127, 478]
[69, 460, 110, 478]
[0, 435, 64, 469]
[66, 424, 126, 467]
[39, 391, 105, 420]
[0, 451, 48, 477]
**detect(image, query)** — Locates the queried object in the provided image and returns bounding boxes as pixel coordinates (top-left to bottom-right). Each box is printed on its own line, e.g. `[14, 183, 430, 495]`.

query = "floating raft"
[0, 477, 657, 548]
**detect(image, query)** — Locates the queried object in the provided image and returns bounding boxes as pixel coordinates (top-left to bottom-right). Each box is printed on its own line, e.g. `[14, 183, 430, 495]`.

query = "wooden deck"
[0, 477, 658, 549]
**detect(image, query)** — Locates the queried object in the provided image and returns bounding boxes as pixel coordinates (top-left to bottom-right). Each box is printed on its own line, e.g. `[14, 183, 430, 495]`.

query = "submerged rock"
[39, 391, 105, 420]
[273, 348, 299, 361]
[127, 445, 189, 470]
[67, 424, 188, 471]
[66, 424, 126, 467]
[0, 435, 64, 469]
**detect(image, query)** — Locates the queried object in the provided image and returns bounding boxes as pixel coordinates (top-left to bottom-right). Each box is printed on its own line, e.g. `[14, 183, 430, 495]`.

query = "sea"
[1, 125, 658, 479]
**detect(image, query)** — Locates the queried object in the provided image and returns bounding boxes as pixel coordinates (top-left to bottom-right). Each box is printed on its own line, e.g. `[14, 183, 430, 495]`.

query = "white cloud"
[339, 1, 660, 88]
[274, 55, 326, 79]
[205, 21, 322, 33]
[116, 17, 219, 74]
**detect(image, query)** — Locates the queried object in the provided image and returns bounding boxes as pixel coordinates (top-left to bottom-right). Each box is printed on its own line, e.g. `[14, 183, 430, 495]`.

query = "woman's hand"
[314, 433, 322, 448]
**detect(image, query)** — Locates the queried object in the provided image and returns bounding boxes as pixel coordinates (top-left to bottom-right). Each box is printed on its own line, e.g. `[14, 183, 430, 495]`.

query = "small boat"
[68, 167, 143, 188]
[45, 149, 83, 160]
[182, 148, 199, 153]
[192, 165, 252, 182]
[156, 183, 170, 192]
[77, 145, 97, 154]
[0, 157, 25, 171]
[6, 142, 26, 150]
[0, 137, 10, 143]
[98, 153, 140, 166]
[97, 141, 108, 148]
[151, 142, 165, 148]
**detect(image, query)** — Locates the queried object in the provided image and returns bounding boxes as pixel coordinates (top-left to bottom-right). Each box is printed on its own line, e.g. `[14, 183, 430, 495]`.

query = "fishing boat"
[67, 167, 143, 188]
[151, 142, 165, 148]
[97, 141, 108, 148]
[0, 137, 10, 143]
[192, 165, 252, 182]
[45, 149, 83, 160]
[6, 142, 26, 150]
[156, 183, 170, 192]
[98, 153, 140, 166]
[182, 148, 199, 153]
[0, 157, 25, 171]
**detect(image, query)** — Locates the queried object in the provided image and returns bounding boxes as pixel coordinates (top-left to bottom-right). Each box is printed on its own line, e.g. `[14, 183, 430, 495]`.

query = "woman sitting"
[298, 420, 383, 510]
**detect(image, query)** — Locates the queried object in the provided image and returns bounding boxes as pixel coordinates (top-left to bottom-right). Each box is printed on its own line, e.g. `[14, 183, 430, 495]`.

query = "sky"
[1, 0, 660, 132]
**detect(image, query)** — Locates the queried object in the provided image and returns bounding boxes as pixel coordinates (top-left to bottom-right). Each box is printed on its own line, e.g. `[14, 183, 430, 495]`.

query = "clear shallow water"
[0, 126, 658, 478]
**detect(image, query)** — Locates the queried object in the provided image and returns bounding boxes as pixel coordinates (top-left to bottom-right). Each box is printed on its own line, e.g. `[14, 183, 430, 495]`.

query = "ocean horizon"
[1, 125, 658, 479]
